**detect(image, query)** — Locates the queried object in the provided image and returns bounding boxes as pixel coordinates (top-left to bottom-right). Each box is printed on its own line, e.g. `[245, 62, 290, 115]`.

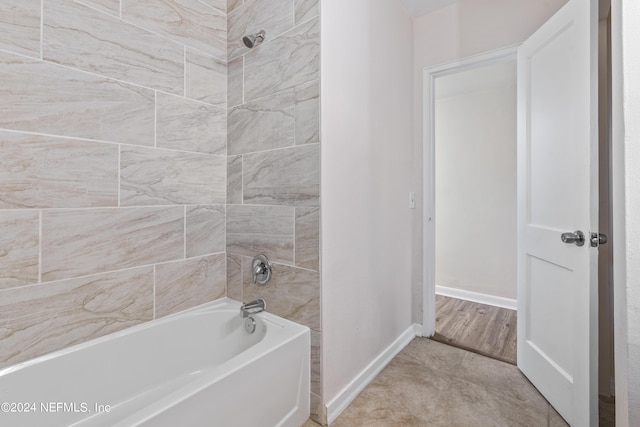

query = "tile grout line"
[1, 252, 230, 293]
[154, 91, 158, 148]
[0, 44, 308, 111]
[152, 264, 156, 319]
[227, 253, 318, 274]
[2, 49, 222, 108]
[196, 0, 227, 15]
[183, 205, 187, 259]
[38, 210, 43, 284]
[40, 0, 44, 60]
[0, 203, 233, 213]
[117, 145, 121, 207]
[292, 0, 295, 28]
[0, 126, 228, 157]
[75, 0, 228, 64]
[240, 154, 244, 204]
[238, 77, 319, 107]
[230, 142, 319, 157]
[241, 54, 245, 105]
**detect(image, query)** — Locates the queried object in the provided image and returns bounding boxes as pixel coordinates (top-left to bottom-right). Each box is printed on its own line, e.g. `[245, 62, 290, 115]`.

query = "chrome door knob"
[561, 230, 585, 246]
[590, 232, 608, 247]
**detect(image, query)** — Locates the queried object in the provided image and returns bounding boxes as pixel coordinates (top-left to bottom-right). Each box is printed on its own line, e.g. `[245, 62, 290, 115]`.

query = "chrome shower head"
[243, 30, 266, 49]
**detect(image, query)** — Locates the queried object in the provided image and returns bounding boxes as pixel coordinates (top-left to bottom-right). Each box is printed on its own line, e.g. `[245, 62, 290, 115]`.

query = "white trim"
[422, 45, 519, 339]
[435, 285, 517, 311]
[413, 323, 425, 338]
[325, 324, 419, 425]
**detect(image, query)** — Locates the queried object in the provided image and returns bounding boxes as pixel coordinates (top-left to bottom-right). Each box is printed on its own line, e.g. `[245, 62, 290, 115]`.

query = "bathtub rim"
[0, 297, 309, 378]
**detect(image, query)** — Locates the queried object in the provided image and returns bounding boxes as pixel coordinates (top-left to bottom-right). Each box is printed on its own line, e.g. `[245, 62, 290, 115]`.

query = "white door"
[517, 0, 598, 425]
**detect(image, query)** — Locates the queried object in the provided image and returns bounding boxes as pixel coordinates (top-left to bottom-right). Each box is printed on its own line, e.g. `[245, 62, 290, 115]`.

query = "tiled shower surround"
[0, 0, 321, 422]
[226, 0, 321, 420]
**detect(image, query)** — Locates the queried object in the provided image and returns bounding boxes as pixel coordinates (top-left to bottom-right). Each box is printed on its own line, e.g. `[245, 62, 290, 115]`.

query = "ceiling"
[399, 0, 458, 18]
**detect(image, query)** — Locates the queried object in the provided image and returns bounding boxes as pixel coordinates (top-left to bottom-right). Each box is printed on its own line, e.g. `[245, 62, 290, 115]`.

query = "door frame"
[421, 45, 519, 337]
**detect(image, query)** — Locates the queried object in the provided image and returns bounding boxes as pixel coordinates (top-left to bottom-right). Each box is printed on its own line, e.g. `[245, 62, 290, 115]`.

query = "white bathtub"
[0, 298, 310, 427]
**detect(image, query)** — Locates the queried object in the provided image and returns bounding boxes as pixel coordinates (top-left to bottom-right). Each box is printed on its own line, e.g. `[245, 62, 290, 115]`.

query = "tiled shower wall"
[225, 0, 322, 421]
[0, 0, 228, 367]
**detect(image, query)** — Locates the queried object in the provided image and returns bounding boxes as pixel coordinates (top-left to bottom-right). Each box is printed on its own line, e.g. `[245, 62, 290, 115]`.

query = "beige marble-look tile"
[0, 52, 155, 145]
[396, 338, 466, 375]
[333, 357, 450, 427]
[295, 81, 320, 145]
[309, 392, 324, 425]
[228, 56, 243, 108]
[311, 329, 321, 396]
[120, 146, 226, 206]
[243, 144, 320, 206]
[550, 405, 570, 427]
[186, 205, 225, 257]
[0, 211, 39, 290]
[301, 419, 321, 427]
[155, 254, 226, 318]
[429, 376, 548, 427]
[295, 207, 319, 271]
[455, 351, 550, 412]
[121, 0, 226, 60]
[185, 49, 227, 107]
[0, 266, 154, 368]
[43, 0, 184, 94]
[75, 0, 120, 16]
[227, 0, 243, 14]
[227, 155, 243, 205]
[227, 0, 293, 60]
[226, 205, 294, 264]
[41, 207, 184, 281]
[226, 254, 242, 301]
[228, 88, 295, 155]
[243, 260, 319, 331]
[156, 92, 226, 155]
[0, 132, 118, 209]
[199, 0, 226, 12]
[0, 0, 41, 57]
[244, 17, 319, 101]
[295, 0, 319, 24]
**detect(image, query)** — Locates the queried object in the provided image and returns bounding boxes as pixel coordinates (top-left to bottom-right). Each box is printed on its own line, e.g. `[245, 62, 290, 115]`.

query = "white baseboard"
[325, 323, 419, 425]
[435, 285, 517, 311]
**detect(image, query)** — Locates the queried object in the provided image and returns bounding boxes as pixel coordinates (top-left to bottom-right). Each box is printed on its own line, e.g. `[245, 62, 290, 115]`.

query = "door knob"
[561, 230, 585, 246]
[590, 232, 608, 247]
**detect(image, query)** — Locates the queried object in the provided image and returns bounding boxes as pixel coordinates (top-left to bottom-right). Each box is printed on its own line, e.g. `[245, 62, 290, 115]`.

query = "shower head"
[243, 30, 266, 49]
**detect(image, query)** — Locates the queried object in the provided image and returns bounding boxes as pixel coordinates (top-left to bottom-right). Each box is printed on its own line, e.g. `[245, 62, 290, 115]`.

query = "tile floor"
[304, 338, 569, 426]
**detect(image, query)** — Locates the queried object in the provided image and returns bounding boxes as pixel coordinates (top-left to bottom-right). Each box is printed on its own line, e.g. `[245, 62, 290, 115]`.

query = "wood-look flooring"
[432, 295, 517, 365]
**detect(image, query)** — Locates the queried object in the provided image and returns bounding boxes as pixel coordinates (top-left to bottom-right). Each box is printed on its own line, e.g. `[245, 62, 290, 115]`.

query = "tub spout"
[240, 298, 266, 318]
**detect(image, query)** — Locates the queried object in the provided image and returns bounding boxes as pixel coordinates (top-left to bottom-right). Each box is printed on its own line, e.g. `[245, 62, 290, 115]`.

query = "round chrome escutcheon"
[244, 317, 256, 334]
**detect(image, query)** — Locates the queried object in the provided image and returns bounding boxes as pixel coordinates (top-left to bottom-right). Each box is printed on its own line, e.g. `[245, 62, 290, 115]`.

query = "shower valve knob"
[251, 254, 272, 285]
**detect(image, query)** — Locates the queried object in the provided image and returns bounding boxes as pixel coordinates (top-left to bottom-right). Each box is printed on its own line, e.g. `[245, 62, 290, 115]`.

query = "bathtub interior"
[0, 299, 309, 427]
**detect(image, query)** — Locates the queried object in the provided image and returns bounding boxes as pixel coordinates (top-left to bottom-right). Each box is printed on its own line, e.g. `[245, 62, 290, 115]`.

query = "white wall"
[612, 0, 640, 424]
[321, 0, 414, 412]
[435, 82, 517, 300]
[411, 0, 568, 323]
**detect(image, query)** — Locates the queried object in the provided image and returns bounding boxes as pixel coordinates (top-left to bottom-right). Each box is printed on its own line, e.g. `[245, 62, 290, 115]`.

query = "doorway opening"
[422, 31, 614, 424]
[430, 58, 518, 364]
